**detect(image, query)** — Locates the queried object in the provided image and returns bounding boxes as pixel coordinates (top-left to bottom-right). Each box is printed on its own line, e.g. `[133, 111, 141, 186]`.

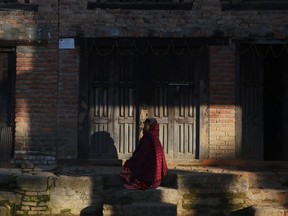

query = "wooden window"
[87, 0, 193, 10]
[221, 0, 288, 10]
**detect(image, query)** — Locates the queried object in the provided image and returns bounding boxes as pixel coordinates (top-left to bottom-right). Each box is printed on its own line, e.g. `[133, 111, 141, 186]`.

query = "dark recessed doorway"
[263, 49, 288, 161]
[239, 44, 288, 161]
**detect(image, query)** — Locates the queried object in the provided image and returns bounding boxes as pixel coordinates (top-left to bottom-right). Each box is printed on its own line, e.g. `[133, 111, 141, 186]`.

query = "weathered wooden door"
[239, 45, 264, 160]
[0, 49, 15, 167]
[80, 41, 208, 160]
[88, 53, 136, 159]
[113, 54, 136, 159]
[148, 54, 198, 159]
[88, 54, 115, 159]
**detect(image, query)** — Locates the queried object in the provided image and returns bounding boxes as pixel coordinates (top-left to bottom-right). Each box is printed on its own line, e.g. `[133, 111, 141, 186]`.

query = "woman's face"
[143, 121, 150, 133]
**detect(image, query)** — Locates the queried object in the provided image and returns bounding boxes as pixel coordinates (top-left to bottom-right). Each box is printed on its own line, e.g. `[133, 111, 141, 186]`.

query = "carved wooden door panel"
[88, 53, 136, 159]
[113, 54, 136, 159]
[89, 54, 115, 159]
[172, 55, 197, 159]
[84, 43, 207, 160]
[149, 54, 198, 159]
[148, 55, 172, 158]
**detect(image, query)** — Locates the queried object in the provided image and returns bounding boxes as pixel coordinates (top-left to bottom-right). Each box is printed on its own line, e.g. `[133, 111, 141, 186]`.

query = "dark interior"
[263, 50, 287, 160]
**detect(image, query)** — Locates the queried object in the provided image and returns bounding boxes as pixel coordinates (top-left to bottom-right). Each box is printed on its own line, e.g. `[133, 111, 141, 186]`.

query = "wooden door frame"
[0, 47, 16, 167]
[78, 49, 90, 159]
[198, 54, 209, 160]
[235, 43, 242, 159]
[235, 43, 265, 160]
[78, 38, 210, 160]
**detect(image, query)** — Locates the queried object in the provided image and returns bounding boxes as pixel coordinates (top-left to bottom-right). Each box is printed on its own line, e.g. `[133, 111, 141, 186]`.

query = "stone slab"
[104, 187, 180, 205]
[0, 191, 21, 204]
[178, 172, 249, 193]
[247, 188, 288, 206]
[17, 174, 49, 192]
[230, 205, 288, 216]
[0, 206, 8, 216]
[103, 202, 177, 216]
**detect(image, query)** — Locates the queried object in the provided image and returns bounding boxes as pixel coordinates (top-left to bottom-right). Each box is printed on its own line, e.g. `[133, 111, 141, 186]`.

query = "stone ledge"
[57, 159, 123, 167]
[231, 205, 288, 216]
[0, 191, 21, 204]
[104, 187, 180, 205]
[103, 202, 177, 216]
[16, 174, 50, 192]
[0, 205, 9, 216]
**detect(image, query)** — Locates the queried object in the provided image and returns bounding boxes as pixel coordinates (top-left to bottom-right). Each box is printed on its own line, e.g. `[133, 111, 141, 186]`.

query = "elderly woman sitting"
[119, 118, 168, 190]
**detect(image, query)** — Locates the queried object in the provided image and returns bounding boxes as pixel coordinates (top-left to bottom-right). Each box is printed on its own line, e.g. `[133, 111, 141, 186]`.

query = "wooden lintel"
[0, 3, 38, 12]
[0, 39, 47, 47]
[77, 37, 230, 48]
[87, 2, 193, 10]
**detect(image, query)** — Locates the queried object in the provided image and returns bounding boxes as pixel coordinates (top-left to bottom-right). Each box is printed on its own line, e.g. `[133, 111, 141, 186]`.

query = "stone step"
[177, 172, 249, 193]
[0, 191, 21, 205]
[103, 172, 178, 189]
[103, 170, 288, 216]
[179, 191, 249, 216]
[0, 205, 9, 216]
[248, 171, 288, 189]
[102, 168, 288, 190]
[230, 205, 288, 216]
[104, 187, 180, 205]
[54, 165, 121, 176]
[0, 169, 20, 191]
[103, 202, 177, 216]
[247, 188, 288, 206]
[103, 171, 252, 192]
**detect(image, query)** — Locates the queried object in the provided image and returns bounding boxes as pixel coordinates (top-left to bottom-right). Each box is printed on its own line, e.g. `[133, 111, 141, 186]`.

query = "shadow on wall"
[91, 131, 118, 159]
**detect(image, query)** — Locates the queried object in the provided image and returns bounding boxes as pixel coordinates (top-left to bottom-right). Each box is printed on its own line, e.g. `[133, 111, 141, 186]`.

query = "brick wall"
[58, 0, 288, 39]
[1, 0, 60, 165]
[14, 45, 58, 165]
[57, 48, 79, 159]
[1, 0, 288, 164]
[209, 45, 236, 159]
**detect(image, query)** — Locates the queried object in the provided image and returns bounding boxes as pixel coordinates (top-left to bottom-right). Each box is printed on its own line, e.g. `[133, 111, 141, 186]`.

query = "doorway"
[79, 38, 209, 161]
[263, 47, 288, 160]
[238, 44, 288, 161]
[0, 48, 15, 167]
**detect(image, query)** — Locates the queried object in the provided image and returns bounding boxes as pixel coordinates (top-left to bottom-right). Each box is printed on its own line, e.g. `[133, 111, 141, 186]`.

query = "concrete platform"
[0, 161, 287, 215]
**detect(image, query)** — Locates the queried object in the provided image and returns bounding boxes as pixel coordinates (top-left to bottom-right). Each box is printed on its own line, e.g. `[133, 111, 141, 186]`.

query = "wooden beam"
[0, 39, 47, 47]
[0, 3, 38, 11]
[87, 2, 193, 10]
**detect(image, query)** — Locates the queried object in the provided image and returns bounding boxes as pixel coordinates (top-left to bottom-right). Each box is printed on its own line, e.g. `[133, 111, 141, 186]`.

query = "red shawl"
[122, 119, 168, 188]
[147, 119, 168, 188]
